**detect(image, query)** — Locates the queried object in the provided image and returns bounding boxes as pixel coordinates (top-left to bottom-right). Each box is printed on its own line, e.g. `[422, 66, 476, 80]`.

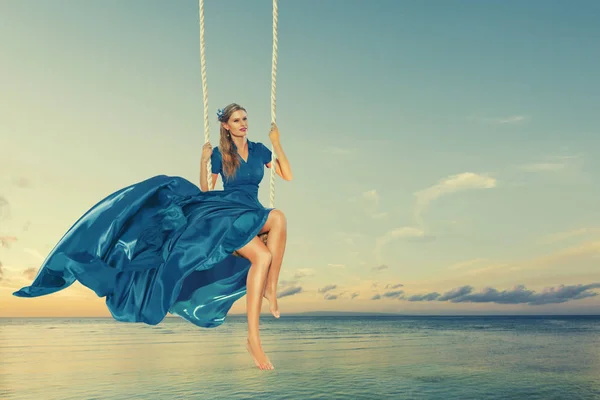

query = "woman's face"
[224, 110, 248, 138]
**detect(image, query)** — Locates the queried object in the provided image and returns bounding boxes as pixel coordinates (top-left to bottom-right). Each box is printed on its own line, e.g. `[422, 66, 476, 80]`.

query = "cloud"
[493, 115, 527, 124]
[438, 286, 473, 301]
[519, 154, 581, 174]
[407, 283, 600, 305]
[519, 162, 566, 172]
[0, 260, 4, 280]
[276, 279, 304, 298]
[414, 172, 496, 223]
[373, 173, 496, 261]
[0, 236, 18, 248]
[363, 190, 379, 206]
[23, 248, 46, 261]
[407, 292, 441, 301]
[282, 266, 316, 294]
[318, 284, 337, 293]
[360, 190, 389, 219]
[381, 227, 425, 241]
[279, 285, 303, 298]
[350, 292, 359, 299]
[23, 267, 37, 280]
[327, 263, 345, 268]
[375, 227, 427, 258]
[372, 264, 388, 271]
[382, 290, 403, 299]
[469, 115, 527, 124]
[317, 284, 345, 300]
[385, 283, 403, 289]
[293, 268, 314, 279]
[369, 290, 405, 300]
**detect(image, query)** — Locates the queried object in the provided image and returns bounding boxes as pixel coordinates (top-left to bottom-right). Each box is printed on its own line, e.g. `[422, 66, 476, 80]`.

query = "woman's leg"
[236, 236, 274, 370]
[259, 209, 287, 318]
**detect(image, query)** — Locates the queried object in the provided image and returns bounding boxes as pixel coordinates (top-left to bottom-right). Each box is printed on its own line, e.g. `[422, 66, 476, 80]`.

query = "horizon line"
[2, 312, 599, 319]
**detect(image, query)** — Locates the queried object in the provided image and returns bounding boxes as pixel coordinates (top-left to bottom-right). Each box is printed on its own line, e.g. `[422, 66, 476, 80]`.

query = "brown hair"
[217, 103, 247, 179]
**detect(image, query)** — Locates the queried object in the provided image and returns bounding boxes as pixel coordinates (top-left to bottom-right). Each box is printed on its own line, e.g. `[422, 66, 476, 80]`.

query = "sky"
[1, 0, 599, 317]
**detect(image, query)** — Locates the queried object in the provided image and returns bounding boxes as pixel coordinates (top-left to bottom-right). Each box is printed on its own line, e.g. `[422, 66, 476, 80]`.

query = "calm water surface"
[1, 315, 599, 399]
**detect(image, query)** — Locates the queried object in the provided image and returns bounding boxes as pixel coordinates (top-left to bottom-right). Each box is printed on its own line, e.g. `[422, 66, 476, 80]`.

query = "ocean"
[1, 315, 599, 399]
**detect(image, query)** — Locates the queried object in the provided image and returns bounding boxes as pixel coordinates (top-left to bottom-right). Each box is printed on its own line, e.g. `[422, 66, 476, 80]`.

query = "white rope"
[198, 0, 211, 188]
[269, 0, 278, 208]
[198, 0, 279, 204]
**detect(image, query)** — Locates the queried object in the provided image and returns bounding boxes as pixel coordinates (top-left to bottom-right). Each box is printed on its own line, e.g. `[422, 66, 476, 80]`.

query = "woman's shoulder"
[251, 140, 269, 150]
[211, 145, 222, 159]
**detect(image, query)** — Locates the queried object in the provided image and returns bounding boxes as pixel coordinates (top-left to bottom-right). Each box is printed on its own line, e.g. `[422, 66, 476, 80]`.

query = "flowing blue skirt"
[13, 175, 271, 328]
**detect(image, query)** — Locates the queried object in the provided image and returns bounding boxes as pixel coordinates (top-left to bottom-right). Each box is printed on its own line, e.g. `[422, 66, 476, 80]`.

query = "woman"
[13, 103, 292, 371]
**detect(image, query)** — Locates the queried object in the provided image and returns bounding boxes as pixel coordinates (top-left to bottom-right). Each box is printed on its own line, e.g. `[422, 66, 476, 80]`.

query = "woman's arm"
[199, 160, 209, 191]
[200, 143, 217, 191]
[267, 123, 293, 181]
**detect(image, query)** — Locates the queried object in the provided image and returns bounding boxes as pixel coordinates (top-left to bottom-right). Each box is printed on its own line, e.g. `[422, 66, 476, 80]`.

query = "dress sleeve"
[210, 147, 222, 174]
[260, 143, 273, 165]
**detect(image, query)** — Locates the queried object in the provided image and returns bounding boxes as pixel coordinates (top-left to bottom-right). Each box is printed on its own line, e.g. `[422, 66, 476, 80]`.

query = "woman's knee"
[255, 248, 272, 267]
[237, 237, 272, 266]
[269, 209, 287, 228]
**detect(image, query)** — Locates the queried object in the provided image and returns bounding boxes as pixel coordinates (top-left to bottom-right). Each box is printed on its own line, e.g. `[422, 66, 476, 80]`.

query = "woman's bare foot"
[246, 337, 274, 370]
[245, 341, 260, 368]
[263, 290, 280, 318]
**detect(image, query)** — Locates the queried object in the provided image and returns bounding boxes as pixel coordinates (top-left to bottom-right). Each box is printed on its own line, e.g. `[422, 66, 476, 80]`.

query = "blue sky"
[1, 0, 599, 316]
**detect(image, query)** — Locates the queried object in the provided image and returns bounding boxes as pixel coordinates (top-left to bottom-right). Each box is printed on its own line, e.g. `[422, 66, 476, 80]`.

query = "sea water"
[1, 315, 599, 399]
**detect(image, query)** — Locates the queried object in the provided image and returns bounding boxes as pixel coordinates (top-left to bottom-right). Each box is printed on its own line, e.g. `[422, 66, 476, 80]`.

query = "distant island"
[225, 311, 600, 318]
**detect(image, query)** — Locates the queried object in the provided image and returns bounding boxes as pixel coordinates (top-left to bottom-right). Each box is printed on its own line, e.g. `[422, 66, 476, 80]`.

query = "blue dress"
[13, 140, 274, 328]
